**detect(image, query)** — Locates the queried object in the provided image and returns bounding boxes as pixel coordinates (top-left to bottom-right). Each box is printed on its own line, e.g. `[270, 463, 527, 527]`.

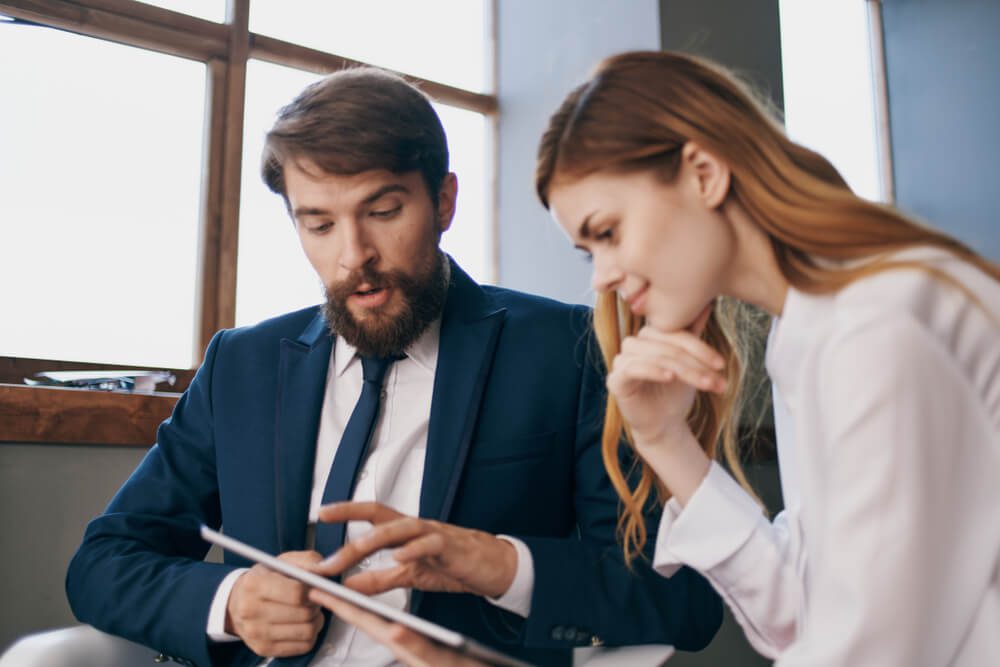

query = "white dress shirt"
[653, 247, 1000, 665]
[206, 320, 535, 665]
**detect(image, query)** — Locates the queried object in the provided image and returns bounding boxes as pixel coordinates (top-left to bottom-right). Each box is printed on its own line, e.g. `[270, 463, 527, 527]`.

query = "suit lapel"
[419, 261, 506, 522]
[274, 312, 332, 552]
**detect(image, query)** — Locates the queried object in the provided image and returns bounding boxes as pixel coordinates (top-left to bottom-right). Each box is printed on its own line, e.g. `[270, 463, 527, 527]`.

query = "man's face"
[285, 159, 457, 357]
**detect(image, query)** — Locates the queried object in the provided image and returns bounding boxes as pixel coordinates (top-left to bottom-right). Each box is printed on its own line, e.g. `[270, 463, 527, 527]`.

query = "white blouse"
[653, 248, 1000, 666]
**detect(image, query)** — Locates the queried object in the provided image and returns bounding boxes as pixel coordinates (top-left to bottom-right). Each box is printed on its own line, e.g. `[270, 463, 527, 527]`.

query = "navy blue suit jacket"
[66, 261, 721, 666]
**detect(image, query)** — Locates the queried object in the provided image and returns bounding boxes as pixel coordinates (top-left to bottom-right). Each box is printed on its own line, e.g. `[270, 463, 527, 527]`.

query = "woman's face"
[548, 149, 736, 332]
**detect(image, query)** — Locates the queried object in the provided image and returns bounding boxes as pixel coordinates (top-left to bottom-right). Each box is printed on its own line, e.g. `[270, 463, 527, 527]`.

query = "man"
[66, 67, 721, 667]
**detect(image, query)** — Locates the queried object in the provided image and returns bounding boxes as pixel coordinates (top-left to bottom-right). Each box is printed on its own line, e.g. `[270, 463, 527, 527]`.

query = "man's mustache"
[329, 267, 396, 299]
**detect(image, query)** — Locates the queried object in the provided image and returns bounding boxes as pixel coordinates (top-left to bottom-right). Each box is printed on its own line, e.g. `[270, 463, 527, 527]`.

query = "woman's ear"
[680, 141, 730, 209]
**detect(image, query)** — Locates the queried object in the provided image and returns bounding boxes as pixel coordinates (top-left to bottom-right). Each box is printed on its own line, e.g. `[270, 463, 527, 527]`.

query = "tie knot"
[360, 354, 403, 384]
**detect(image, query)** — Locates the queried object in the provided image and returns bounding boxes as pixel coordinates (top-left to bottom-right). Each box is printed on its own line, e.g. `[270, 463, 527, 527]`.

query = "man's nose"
[338, 222, 377, 270]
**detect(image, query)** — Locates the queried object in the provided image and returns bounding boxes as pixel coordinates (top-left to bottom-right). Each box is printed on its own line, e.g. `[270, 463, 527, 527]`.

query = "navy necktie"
[273, 354, 399, 666]
[314, 354, 398, 559]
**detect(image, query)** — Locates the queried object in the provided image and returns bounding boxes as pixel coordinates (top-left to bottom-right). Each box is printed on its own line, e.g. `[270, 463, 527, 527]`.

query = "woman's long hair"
[535, 50, 1000, 564]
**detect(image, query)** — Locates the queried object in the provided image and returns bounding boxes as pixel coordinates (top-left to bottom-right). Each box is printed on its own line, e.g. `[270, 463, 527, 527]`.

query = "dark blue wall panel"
[882, 0, 1000, 260]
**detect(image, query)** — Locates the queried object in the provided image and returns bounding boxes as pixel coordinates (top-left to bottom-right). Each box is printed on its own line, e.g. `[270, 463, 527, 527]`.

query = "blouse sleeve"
[653, 462, 802, 658]
[778, 313, 997, 666]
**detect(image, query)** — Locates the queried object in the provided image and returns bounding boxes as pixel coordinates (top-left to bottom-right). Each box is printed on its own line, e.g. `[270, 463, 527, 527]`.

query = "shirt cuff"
[485, 535, 534, 618]
[207, 568, 250, 642]
[653, 460, 764, 577]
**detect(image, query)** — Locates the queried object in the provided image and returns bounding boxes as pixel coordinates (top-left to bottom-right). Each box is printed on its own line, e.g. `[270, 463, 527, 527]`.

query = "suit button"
[550, 625, 565, 641]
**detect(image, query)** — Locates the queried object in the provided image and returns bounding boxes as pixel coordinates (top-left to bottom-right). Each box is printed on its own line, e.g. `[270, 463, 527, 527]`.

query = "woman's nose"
[590, 256, 624, 293]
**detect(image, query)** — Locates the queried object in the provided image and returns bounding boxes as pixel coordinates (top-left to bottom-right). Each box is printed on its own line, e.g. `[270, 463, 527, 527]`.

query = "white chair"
[1, 625, 674, 666]
[0, 625, 158, 667]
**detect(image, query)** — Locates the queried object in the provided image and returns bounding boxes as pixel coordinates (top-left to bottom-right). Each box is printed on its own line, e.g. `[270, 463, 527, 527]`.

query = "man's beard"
[322, 249, 448, 358]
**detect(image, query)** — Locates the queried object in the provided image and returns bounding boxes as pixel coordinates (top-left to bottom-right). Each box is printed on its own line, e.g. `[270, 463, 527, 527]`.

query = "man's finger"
[251, 600, 322, 625]
[392, 532, 446, 563]
[341, 565, 412, 595]
[250, 566, 316, 606]
[318, 501, 402, 525]
[316, 518, 429, 572]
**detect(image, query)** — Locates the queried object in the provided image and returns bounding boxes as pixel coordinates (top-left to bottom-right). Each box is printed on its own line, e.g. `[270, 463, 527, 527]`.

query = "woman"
[533, 50, 1000, 665]
[312, 50, 999, 665]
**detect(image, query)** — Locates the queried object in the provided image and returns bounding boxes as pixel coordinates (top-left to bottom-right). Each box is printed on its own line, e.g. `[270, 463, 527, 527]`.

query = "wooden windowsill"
[0, 383, 179, 447]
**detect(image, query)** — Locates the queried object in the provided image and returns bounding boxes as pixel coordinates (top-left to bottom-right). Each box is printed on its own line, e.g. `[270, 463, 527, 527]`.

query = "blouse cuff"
[653, 461, 764, 577]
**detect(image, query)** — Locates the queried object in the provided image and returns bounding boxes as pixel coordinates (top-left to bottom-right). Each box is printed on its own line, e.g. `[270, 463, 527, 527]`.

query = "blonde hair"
[536, 50, 1000, 564]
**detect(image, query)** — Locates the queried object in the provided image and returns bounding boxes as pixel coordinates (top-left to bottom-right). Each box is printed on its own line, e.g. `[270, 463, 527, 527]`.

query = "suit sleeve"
[65, 330, 240, 667]
[515, 313, 723, 650]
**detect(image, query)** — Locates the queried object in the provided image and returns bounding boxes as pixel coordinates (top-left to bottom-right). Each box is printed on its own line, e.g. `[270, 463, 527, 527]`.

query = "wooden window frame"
[0, 0, 498, 446]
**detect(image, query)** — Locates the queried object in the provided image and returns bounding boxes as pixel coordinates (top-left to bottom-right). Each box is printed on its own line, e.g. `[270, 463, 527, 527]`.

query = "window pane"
[235, 61, 324, 328]
[249, 0, 490, 93]
[779, 1, 882, 201]
[135, 1, 225, 23]
[0, 26, 205, 367]
[235, 60, 491, 327]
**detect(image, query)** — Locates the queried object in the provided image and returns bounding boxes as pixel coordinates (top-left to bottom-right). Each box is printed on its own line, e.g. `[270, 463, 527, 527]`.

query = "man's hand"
[314, 502, 518, 599]
[309, 589, 489, 667]
[226, 550, 325, 657]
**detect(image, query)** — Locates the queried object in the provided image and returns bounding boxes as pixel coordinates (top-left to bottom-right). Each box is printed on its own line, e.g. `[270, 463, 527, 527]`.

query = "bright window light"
[0, 26, 205, 367]
[779, 1, 883, 201]
[249, 0, 490, 93]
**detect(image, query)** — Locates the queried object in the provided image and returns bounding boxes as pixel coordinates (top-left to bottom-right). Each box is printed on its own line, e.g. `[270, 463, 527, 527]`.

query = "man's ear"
[436, 173, 458, 233]
[680, 141, 730, 209]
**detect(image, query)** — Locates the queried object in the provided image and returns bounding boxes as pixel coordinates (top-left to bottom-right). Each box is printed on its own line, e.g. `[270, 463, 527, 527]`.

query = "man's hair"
[262, 66, 449, 205]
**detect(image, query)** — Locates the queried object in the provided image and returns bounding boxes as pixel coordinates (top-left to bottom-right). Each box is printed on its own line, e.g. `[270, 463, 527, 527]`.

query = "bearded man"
[65, 67, 721, 667]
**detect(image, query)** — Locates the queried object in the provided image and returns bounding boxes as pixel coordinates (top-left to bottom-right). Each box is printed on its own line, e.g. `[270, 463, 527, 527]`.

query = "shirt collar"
[765, 284, 832, 410]
[333, 318, 441, 378]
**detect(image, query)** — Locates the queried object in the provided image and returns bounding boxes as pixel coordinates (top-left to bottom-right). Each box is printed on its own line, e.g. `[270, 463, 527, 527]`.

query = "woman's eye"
[594, 226, 614, 242]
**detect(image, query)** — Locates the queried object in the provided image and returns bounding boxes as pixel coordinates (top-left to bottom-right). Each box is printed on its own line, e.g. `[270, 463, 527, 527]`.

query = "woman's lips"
[624, 284, 649, 315]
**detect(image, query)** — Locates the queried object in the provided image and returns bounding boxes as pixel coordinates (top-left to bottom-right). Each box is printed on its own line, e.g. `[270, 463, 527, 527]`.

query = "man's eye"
[309, 222, 333, 234]
[371, 205, 402, 219]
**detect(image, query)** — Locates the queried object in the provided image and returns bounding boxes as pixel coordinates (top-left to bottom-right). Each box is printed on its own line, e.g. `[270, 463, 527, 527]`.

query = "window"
[248, 1, 491, 92]
[0, 0, 496, 445]
[0, 26, 206, 368]
[778, 0, 891, 202]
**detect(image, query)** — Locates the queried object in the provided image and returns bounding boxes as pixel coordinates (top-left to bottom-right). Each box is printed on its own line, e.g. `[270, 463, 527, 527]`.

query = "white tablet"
[200, 526, 535, 667]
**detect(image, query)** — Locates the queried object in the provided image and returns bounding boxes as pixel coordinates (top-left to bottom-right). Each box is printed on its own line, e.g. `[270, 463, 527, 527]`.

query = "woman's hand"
[309, 590, 490, 667]
[606, 305, 725, 504]
[607, 305, 727, 446]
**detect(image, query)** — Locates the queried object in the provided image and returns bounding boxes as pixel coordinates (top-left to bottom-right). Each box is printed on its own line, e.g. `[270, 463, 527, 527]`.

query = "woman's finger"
[621, 336, 723, 383]
[634, 326, 725, 370]
[610, 352, 726, 394]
